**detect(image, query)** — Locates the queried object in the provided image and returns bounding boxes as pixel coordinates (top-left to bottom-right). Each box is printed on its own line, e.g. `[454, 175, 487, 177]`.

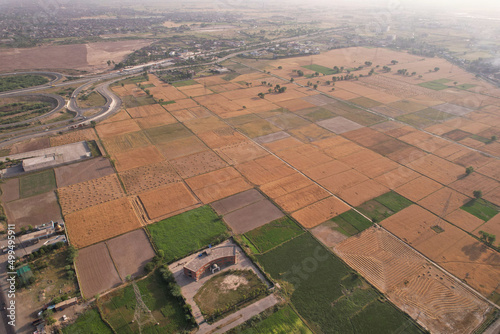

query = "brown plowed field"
[318, 169, 369, 194]
[303, 159, 351, 180]
[114, 145, 164, 172]
[139, 182, 199, 220]
[170, 150, 228, 178]
[96, 119, 141, 138]
[4, 191, 62, 232]
[183, 116, 230, 133]
[135, 113, 179, 129]
[55, 157, 115, 187]
[75, 242, 122, 299]
[288, 124, 334, 142]
[395, 176, 443, 202]
[292, 196, 350, 228]
[223, 199, 284, 234]
[65, 197, 141, 249]
[106, 229, 156, 280]
[274, 184, 330, 212]
[374, 166, 421, 189]
[215, 141, 269, 165]
[211, 189, 264, 215]
[334, 227, 490, 334]
[102, 131, 151, 155]
[197, 128, 247, 149]
[406, 154, 464, 185]
[338, 179, 389, 207]
[157, 136, 208, 160]
[445, 209, 485, 232]
[237, 119, 282, 138]
[126, 104, 168, 118]
[263, 136, 304, 152]
[260, 173, 313, 198]
[185, 167, 252, 203]
[417, 187, 470, 216]
[0, 178, 19, 203]
[449, 173, 499, 197]
[10, 137, 50, 154]
[50, 128, 97, 147]
[58, 174, 125, 215]
[235, 155, 296, 185]
[352, 157, 400, 179]
[119, 160, 181, 195]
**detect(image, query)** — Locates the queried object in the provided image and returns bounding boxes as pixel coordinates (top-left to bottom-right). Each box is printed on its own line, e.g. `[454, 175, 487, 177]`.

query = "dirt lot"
[75, 242, 122, 299]
[114, 145, 165, 172]
[65, 197, 141, 249]
[58, 174, 125, 215]
[0, 178, 19, 203]
[0, 40, 152, 72]
[10, 137, 50, 154]
[222, 198, 284, 234]
[139, 182, 200, 220]
[54, 157, 115, 187]
[4, 191, 62, 231]
[185, 167, 252, 203]
[335, 227, 491, 334]
[50, 128, 97, 147]
[120, 160, 181, 195]
[292, 196, 350, 229]
[211, 189, 264, 215]
[106, 229, 156, 279]
[169, 150, 228, 178]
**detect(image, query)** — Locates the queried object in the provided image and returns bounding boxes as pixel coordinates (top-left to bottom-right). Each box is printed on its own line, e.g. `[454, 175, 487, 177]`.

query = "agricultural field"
[19, 169, 56, 198]
[229, 305, 312, 334]
[256, 233, 424, 334]
[99, 270, 194, 334]
[244, 216, 305, 253]
[54, 157, 115, 187]
[0, 74, 50, 92]
[194, 269, 267, 320]
[147, 205, 229, 263]
[335, 228, 491, 333]
[62, 308, 113, 334]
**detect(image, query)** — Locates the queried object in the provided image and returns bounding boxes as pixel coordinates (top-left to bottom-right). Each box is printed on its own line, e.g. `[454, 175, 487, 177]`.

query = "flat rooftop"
[184, 246, 236, 273]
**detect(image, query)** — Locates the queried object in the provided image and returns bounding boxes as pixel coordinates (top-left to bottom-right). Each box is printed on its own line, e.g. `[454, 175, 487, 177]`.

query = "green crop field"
[329, 210, 372, 237]
[302, 64, 338, 75]
[356, 191, 412, 223]
[0, 74, 50, 92]
[99, 271, 192, 334]
[412, 108, 455, 121]
[122, 95, 156, 109]
[62, 308, 113, 334]
[418, 79, 450, 91]
[19, 169, 56, 198]
[461, 199, 499, 221]
[147, 206, 229, 263]
[236, 305, 312, 334]
[172, 79, 198, 87]
[304, 108, 336, 122]
[256, 233, 422, 333]
[245, 217, 305, 253]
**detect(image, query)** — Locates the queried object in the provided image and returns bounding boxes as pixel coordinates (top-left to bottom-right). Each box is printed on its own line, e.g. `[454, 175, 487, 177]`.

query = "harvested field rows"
[120, 160, 180, 195]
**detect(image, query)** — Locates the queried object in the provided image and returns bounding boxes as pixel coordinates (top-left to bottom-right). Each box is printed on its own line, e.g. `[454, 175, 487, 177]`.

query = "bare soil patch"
[0, 178, 19, 203]
[4, 191, 61, 232]
[223, 199, 284, 234]
[10, 137, 50, 154]
[114, 145, 164, 172]
[211, 189, 264, 215]
[317, 116, 364, 134]
[54, 157, 114, 187]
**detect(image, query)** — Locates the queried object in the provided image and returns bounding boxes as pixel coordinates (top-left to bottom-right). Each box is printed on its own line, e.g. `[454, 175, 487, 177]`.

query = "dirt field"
[417, 187, 470, 216]
[185, 167, 252, 203]
[50, 128, 97, 147]
[139, 182, 200, 220]
[114, 145, 165, 172]
[169, 150, 228, 178]
[54, 157, 115, 187]
[119, 160, 181, 195]
[335, 227, 491, 334]
[4, 191, 62, 231]
[57, 174, 125, 215]
[106, 229, 156, 280]
[65, 197, 141, 249]
[273, 184, 330, 213]
[0, 40, 152, 72]
[102, 131, 151, 155]
[10, 137, 50, 154]
[0, 178, 19, 203]
[395, 176, 443, 202]
[211, 189, 264, 215]
[235, 154, 296, 185]
[317, 116, 364, 134]
[338, 179, 389, 207]
[292, 196, 351, 229]
[96, 119, 142, 139]
[222, 198, 285, 234]
[156, 136, 208, 160]
[215, 141, 269, 165]
[75, 242, 122, 299]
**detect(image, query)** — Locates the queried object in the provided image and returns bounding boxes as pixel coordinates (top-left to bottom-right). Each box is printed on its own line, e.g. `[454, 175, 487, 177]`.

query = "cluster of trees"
[0, 75, 50, 93]
[396, 69, 417, 76]
[257, 84, 287, 98]
[479, 231, 496, 245]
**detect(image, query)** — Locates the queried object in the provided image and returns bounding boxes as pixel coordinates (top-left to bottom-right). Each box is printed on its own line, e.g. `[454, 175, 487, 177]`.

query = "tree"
[278, 66, 282, 69]
[290, 78, 294, 82]
[313, 84, 318, 89]
[490, 135, 497, 142]
[473, 190, 482, 199]
[297, 70, 304, 77]
[454, 81, 458, 85]
[365, 61, 372, 66]
[107, 60, 111, 66]
[465, 166, 474, 175]
[391, 60, 398, 65]
[257, 92, 265, 99]
[434, 67, 440, 72]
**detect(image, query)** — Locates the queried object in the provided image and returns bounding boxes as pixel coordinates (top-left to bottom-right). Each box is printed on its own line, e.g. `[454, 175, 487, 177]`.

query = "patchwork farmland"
[2, 45, 499, 334]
